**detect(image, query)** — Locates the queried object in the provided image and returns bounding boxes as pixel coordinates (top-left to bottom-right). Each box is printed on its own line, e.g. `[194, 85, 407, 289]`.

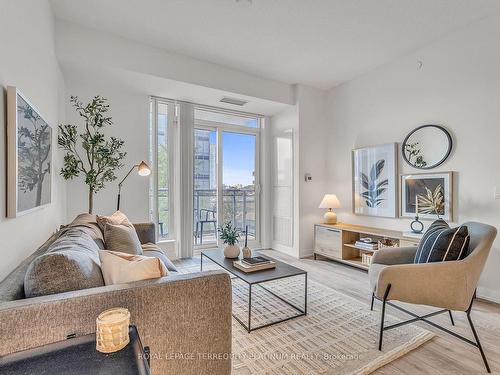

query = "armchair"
[369, 222, 497, 373]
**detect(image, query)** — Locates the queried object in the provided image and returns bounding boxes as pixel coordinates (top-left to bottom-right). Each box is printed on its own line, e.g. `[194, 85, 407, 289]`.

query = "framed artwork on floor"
[7, 86, 52, 218]
[352, 143, 398, 218]
[400, 172, 453, 221]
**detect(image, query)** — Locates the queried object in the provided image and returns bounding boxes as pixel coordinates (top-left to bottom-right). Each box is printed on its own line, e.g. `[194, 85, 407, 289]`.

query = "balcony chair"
[369, 221, 497, 373]
[195, 208, 217, 245]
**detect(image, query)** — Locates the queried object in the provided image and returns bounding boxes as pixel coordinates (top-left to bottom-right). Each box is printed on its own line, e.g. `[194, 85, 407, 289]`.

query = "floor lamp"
[117, 161, 151, 210]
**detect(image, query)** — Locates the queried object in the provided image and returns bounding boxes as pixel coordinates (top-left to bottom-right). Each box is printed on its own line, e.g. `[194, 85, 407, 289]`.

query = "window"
[193, 107, 261, 247]
[149, 98, 176, 240]
[149, 98, 262, 248]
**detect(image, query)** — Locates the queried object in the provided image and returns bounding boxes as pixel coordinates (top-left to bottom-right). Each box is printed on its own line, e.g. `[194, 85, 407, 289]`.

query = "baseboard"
[477, 286, 500, 304]
[300, 249, 314, 258]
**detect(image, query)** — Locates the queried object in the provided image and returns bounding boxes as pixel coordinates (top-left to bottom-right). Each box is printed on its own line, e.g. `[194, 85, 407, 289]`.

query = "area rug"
[230, 277, 434, 375]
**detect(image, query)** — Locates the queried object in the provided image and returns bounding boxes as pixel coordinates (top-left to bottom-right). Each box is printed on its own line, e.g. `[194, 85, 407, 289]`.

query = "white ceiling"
[61, 62, 289, 116]
[50, 0, 500, 90]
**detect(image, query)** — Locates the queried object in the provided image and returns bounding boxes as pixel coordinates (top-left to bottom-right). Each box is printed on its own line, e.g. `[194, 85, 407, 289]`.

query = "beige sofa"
[0, 216, 232, 374]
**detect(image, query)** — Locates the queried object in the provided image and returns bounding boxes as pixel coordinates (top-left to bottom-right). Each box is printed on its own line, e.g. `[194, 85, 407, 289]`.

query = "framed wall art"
[352, 143, 397, 218]
[7, 86, 52, 217]
[400, 172, 453, 221]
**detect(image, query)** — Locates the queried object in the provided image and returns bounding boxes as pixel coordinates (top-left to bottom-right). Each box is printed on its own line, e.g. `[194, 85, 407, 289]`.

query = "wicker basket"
[96, 308, 130, 353]
[378, 238, 399, 249]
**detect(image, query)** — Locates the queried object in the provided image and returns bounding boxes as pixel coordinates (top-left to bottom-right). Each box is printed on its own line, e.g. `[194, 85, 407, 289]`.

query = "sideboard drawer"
[315, 226, 342, 258]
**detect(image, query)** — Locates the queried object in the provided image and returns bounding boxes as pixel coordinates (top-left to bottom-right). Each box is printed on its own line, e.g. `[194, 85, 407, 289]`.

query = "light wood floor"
[175, 250, 500, 374]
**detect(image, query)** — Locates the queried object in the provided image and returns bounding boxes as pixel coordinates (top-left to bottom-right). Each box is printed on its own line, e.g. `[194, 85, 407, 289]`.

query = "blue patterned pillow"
[414, 220, 470, 264]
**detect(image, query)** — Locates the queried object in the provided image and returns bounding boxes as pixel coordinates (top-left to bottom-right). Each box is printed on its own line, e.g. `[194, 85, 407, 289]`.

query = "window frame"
[150, 97, 176, 241]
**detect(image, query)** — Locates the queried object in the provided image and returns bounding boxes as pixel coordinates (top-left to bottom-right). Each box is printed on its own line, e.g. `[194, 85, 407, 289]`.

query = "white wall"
[296, 85, 328, 257]
[63, 73, 150, 223]
[326, 13, 500, 302]
[271, 104, 300, 257]
[270, 85, 328, 258]
[0, 0, 67, 280]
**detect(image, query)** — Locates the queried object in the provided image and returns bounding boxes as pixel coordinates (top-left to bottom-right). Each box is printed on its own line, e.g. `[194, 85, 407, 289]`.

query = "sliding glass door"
[222, 131, 256, 242]
[193, 108, 260, 248]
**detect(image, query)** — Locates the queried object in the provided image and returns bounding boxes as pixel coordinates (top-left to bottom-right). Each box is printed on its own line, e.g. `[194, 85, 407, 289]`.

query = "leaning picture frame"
[352, 143, 398, 218]
[400, 172, 453, 221]
[7, 86, 52, 218]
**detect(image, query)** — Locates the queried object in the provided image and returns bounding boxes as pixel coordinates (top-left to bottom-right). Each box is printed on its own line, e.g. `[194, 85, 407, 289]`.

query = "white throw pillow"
[99, 250, 168, 285]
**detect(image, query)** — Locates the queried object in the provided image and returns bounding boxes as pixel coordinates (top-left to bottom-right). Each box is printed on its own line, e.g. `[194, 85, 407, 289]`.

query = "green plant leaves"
[57, 96, 127, 200]
[217, 221, 241, 246]
[360, 159, 387, 208]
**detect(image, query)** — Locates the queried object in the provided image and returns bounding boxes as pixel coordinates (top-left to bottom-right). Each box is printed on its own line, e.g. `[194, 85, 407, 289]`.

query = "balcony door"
[222, 131, 257, 243]
[193, 108, 260, 248]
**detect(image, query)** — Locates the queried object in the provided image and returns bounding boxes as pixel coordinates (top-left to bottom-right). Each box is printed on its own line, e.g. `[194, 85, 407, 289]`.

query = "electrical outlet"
[495, 186, 500, 200]
[305, 173, 312, 182]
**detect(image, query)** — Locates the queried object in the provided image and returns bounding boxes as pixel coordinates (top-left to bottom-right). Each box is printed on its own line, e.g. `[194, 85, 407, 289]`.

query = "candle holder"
[96, 308, 130, 353]
[410, 195, 424, 234]
[242, 225, 252, 259]
[411, 215, 424, 234]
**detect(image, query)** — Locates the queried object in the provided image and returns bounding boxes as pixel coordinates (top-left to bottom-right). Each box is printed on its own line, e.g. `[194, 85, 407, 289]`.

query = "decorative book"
[241, 256, 271, 265]
[233, 260, 276, 273]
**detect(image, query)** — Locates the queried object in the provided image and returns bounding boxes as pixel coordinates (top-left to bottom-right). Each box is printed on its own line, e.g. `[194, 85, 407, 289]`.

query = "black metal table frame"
[201, 253, 307, 333]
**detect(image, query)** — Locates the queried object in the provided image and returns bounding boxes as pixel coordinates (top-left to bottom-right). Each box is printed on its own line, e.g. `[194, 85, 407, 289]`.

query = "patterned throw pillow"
[414, 220, 470, 264]
[97, 211, 142, 255]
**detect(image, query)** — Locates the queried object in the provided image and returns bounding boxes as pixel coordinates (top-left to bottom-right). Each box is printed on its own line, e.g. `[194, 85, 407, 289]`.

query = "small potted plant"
[218, 221, 241, 258]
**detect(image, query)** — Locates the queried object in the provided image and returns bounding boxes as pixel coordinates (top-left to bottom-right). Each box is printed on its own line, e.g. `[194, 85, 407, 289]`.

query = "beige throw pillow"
[97, 210, 134, 231]
[99, 250, 168, 285]
[103, 222, 143, 255]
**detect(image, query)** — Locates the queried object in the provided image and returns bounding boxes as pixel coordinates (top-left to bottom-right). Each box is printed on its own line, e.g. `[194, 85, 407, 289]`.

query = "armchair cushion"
[414, 220, 470, 264]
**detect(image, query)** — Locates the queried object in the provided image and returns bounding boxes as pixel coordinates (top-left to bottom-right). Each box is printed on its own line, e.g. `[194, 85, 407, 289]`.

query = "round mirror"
[402, 125, 452, 169]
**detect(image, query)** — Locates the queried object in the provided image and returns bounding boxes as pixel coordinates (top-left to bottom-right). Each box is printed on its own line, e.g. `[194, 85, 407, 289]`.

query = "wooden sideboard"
[313, 223, 421, 271]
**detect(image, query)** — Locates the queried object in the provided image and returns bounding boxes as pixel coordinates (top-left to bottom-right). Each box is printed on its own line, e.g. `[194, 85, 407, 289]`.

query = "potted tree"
[58, 96, 126, 213]
[218, 221, 241, 258]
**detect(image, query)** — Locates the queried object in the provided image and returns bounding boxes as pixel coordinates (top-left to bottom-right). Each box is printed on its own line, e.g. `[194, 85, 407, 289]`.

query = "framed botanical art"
[7, 86, 52, 217]
[400, 172, 453, 221]
[352, 143, 397, 218]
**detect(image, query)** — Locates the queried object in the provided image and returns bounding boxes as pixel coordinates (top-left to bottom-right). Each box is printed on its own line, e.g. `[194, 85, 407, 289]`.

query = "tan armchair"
[369, 221, 497, 373]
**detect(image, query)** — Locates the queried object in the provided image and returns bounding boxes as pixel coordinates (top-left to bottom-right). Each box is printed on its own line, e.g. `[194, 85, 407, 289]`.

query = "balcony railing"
[157, 188, 256, 243]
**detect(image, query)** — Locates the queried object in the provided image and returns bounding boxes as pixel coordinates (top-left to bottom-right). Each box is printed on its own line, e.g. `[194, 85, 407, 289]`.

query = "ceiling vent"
[219, 97, 248, 106]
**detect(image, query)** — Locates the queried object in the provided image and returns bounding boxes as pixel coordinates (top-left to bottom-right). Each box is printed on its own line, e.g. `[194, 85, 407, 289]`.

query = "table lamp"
[319, 194, 341, 224]
[117, 161, 151, 210]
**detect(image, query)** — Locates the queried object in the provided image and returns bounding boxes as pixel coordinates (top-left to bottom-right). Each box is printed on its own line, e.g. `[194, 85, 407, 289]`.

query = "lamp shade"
[319, 194, 341, 209]
[137, 161, 151, 176]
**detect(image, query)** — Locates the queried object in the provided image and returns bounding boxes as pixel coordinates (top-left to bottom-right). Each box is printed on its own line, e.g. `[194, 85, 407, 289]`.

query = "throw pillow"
[141, 243, 179, 272]
[103, 222, 143, 255]
[96, 210, 134, 231]
[99, 250, 168, 285]
[24, 229, 105, 298]
[414, 219, 470, 264]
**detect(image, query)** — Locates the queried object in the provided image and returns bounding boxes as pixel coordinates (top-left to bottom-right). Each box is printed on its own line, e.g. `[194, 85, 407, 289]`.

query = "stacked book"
[355, 238, 379, 251]
[233, 256, 276, 273]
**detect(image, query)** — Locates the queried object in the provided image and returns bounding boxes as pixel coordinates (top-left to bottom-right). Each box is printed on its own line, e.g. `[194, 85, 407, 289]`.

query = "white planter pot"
[224, 244, 240, 259]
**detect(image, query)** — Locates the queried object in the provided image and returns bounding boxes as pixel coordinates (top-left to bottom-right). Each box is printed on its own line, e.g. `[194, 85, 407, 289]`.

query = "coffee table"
[201, 249, 307, 332]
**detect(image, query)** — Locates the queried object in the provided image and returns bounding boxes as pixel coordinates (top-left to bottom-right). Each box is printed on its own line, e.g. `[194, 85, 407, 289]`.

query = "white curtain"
[178, 102, 194, 258]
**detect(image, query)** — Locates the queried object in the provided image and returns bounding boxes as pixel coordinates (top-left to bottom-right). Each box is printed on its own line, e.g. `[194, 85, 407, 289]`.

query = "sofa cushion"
[24, 229, 105, 298]
[68, 213, 105, 248]
[0, 230, 63, 302]
[99, 250, 168, 285]
[414, 220, 470, 263]
[141, 243, 179, 272]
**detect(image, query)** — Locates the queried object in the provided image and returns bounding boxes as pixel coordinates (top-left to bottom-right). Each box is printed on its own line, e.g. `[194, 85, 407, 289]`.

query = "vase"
[242, 246, 252, 259]
[224, 244, 240, 259]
